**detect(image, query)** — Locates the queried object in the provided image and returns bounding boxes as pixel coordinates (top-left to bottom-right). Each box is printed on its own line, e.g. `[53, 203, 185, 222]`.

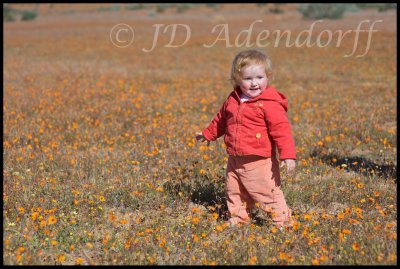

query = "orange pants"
[225, 155, 293, 227]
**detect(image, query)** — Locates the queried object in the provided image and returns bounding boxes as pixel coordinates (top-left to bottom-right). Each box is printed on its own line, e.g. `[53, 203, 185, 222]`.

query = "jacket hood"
[233, 86, 289, 111]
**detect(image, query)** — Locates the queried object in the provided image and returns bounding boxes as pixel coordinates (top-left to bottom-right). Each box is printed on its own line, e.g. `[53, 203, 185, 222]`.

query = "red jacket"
[202, 86, 296, 160]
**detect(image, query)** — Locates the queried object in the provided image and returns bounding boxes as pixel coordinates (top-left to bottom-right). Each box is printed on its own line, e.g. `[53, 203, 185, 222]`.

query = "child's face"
[238, 64, 268, 98]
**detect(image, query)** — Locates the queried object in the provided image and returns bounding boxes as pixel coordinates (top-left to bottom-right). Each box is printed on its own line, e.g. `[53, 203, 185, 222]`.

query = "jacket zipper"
[234, 102, 243, 155]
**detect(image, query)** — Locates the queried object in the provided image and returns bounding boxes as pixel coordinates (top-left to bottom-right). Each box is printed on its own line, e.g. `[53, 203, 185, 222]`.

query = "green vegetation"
[4, 4, 38, 22]
[298, 3, 397, 20]
[21, 10, 38, 21]
[298, 4, 351, 20]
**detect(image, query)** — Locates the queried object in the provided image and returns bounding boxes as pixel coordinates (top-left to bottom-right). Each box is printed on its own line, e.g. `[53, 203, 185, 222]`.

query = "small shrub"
[156, 3, 172, 13]
[269, 4, 284, 14]
[4, 5, 17, 22]
[125, 4, 145, 10]
[206, 3, 219, 9]
[97, 5, 121, 12]
[176, 4, 193, 13]
[356, 3, 397, 12]
[344, 4, 360, 13]
[298, 4, 348, 20]
[21, 10, 38, 21]
[377, 3, 397, 12]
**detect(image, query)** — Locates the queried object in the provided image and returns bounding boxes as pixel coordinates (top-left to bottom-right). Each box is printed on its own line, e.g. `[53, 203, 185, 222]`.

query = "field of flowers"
[3, 4, 397, 265]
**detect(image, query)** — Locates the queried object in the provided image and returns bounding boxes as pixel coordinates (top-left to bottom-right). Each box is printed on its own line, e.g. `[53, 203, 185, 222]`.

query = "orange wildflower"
[342, 229, 351, 234]
[31, 212, 39, 221]
[47, 216, 57, 225]
[352, 242, 360, 251]
[57, 254, 65, 263]
[337, 212, 344, 221]
[248, 256, 257, 265]
[311, 257, 320, 265]
[119, 219, 128, 225]
[292, 221, 300, 230]
[76, 258, 84, 265]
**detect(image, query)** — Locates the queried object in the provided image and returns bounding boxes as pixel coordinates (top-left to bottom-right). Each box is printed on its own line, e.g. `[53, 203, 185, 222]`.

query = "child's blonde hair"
[230, 49, 273, 87]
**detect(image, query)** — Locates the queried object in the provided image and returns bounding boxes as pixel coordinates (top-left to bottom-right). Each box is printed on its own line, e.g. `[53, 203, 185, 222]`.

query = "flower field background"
[3, 4, 397, 265]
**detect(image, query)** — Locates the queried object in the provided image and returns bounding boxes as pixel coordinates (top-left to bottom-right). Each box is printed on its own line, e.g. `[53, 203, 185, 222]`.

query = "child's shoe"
[225, 217, 250, 227]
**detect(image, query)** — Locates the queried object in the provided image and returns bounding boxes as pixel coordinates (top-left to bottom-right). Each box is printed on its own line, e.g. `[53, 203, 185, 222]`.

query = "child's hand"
[280, 159, 296, 174]
[195, 132, 210, 146]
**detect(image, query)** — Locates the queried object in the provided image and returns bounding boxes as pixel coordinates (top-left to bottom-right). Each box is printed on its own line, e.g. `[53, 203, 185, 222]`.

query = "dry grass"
[3, 4, 397, 265]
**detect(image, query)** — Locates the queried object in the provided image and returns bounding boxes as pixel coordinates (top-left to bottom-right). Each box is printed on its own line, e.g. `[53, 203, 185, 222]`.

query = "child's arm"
[195, 132, 210, 146]
[264, 101, 296, 160]
[197, 101, 227, 142]
[280, 159, 296, 173]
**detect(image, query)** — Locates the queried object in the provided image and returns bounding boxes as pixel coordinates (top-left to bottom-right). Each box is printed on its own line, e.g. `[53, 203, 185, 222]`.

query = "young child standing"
[196, 49, 296, 228]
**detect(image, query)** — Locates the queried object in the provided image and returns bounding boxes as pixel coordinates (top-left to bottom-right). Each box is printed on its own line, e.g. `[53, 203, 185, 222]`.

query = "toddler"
[196, 49, 296, 228]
